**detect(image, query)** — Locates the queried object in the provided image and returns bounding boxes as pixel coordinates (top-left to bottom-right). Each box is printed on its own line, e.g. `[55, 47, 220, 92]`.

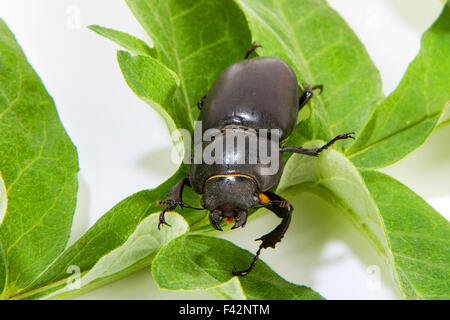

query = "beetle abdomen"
[198, 57, 299, 141]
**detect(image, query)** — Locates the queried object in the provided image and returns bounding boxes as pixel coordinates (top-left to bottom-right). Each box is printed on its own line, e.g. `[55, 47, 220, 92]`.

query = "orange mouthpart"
[224, 217, 234, 224]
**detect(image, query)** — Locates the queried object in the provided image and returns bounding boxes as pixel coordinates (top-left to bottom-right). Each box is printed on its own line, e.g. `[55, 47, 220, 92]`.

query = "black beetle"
[157, 43, 354, 276]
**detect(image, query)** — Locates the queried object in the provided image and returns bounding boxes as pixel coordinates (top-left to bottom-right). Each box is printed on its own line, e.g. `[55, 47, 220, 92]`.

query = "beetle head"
[201, 175, 259, 231]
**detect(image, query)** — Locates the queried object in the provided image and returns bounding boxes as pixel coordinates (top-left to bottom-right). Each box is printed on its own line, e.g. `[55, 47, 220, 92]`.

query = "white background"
[0, 0, 448, 299]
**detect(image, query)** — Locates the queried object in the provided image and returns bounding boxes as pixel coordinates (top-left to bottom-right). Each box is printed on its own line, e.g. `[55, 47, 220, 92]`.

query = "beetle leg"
[156, 177, 202, 229]
[255, 192, 292, 249]
[232, 191, 292, 276]
[231, 210, 248, 229]
[209, 209, 223, 231]
[197, 94, 207, 110]
[244, 42, 262, 59]
[280, 132, 355, 157]
[298, 83, 323, 111]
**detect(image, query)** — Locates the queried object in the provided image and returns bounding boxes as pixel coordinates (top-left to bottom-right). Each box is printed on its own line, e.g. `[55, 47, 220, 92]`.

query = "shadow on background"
[137, 147, 180, 179]
[67, 174, 90, 247]
[382, 124, 450, 200]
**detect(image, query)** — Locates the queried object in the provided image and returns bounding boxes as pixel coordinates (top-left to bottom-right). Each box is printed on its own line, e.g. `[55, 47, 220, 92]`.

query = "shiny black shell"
[197, 57, 299, 141]
[190, 57, 299, 194]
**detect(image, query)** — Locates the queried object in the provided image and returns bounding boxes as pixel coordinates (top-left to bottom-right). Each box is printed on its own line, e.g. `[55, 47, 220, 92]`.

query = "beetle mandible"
[157, 43, 354, 276]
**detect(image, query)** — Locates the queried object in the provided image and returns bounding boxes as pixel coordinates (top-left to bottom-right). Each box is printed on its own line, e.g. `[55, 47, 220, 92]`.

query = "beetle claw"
[211, 219, 223, 231]
[209, 210, 223, 231]
[302, 83, 323, 95]
[341, 132, 355, 140]
[157, 200, 181, 230]
[158, 208, 172, 230]
[231, 210, 248, 229]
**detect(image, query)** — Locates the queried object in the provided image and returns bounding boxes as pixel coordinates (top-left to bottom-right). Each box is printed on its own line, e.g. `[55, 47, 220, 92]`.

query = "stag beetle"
[157, 43, 354, 276]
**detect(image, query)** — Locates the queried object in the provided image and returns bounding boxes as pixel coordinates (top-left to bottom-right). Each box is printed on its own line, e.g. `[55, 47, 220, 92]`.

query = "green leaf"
[14, 165, 206, 299]
[125, 0, 252, 132]
[117, 50, 180, 133]
[41, 212, 189, 299]
[0, 231, 7, 297]
[0, 19, 79, 295]
[277, 142, 450, 299]
[277, 142, 391, 257]
[152, 234, 324, 300]
[347, 4, 450, 168]
[235, 0, 382, 147]
[18, 167, 186, 294]
[361, 170, 450, 299]
[88, 25, 155, 57]
[437, 101, 450, 128]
